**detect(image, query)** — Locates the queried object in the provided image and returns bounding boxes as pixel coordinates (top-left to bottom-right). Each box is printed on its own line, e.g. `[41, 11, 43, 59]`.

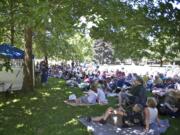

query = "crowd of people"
[35, 61, 180, 134]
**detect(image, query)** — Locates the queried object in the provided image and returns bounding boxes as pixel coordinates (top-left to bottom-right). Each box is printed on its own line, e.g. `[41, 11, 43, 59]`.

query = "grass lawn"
[0, 78, 179, 135]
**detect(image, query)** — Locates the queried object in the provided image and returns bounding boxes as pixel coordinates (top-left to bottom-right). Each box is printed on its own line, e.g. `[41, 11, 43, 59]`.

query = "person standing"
[40, 60, 48, 86]
[71, 61, 75, 69]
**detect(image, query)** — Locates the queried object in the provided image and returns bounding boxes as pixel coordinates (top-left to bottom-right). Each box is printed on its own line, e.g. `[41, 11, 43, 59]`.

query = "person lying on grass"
[87, 104, 144, 127]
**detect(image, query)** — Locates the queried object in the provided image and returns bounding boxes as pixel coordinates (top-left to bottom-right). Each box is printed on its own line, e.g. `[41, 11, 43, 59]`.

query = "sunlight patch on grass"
[30, 97, 38, 101]
[65, 91, 73, 94]
[21, 106, 26, 109]
[6, 101, 11, 105]
[0, 103, 4, 107]
[0, 78, 179, 135]
[25, 109, 32, 115]
[40, 92, 50, 97]
[58, 80, 64, 83]
[16, 123, 24, 129]
[51, 87, 61, 91]
[12, 99, 20, 103]
[64, 118, 78, 126]
[52, 106, 58, 110]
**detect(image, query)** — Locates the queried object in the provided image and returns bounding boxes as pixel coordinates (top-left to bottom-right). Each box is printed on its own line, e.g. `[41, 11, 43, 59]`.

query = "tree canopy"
[0, 0, 179, 90]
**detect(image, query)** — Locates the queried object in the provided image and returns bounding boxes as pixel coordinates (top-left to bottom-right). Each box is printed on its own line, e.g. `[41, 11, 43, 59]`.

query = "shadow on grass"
[0, 78, 91, 135]
[0, 78, 179, 135]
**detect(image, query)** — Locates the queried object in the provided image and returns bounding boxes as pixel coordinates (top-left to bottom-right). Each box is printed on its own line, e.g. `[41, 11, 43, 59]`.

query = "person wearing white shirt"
[144, 97, 167, 135]
[97, 88, 108, 104]
[75, 83, 98, 104]
[86, 89, 98, 104]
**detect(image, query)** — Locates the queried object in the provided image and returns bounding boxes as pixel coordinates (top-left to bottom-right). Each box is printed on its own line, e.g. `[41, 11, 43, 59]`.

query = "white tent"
[0, 44, 34, 92]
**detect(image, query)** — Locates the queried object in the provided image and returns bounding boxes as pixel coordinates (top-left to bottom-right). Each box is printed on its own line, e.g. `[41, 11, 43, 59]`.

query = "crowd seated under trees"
[35, 61, 180, 133]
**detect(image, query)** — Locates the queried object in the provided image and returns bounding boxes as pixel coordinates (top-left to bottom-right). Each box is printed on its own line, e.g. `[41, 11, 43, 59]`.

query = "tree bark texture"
[22, 27, 33, 91]
[10, 0, 14, 45]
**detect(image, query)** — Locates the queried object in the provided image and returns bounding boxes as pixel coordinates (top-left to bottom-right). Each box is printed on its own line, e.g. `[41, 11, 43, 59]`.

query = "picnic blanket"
[64, 100, 101, 106]
[79, 117, 169, 135]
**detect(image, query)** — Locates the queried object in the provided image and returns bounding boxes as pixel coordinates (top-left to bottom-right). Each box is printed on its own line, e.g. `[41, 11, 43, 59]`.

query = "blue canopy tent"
[0, 43, 35, 91]
[0, 43, 25, 59]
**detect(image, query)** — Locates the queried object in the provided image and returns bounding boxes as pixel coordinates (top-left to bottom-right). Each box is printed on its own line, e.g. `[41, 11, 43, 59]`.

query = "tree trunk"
[22, 27, 33, 91]
[160, 59, 163, 67]
[44, 55, 48, 67]
[10, 0, 14, 45]
[10, 24, 14, 45]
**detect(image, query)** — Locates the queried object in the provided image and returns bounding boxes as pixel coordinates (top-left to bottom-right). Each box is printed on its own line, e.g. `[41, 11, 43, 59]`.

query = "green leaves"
[0, 0, 179, 63]
[0, 57, 13, 72]
[89, 0, 180, 63]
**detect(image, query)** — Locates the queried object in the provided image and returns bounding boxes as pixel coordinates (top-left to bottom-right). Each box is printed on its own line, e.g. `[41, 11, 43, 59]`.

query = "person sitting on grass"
[154, 75, 164, 88]
[158, 90, 180, 117]
[118, 76, 147, 107]
[96, 85, 108, 105]
[66, 83, 98, 104]
[87, 104, 144, 127]
[144, 97, 168, 135]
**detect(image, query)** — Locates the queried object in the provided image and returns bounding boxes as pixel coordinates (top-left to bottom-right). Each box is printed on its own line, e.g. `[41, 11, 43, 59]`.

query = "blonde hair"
[146, 97, 157, 108]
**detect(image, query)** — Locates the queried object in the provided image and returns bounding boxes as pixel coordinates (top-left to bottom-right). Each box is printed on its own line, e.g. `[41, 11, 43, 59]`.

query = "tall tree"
[142, 0, 180, 66]
[10, 0, 15, 45]
[22, 27, 33, 90]
[93, 39, 113, 64]
[1, 0, 179, 92]
[89, 0, 150, 60]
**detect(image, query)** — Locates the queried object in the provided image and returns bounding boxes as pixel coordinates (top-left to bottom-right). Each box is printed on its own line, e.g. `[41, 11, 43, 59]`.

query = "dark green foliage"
[0, 0, 180, 90]
[90, 0, 180, 63]
[1, 0, 179, 62]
